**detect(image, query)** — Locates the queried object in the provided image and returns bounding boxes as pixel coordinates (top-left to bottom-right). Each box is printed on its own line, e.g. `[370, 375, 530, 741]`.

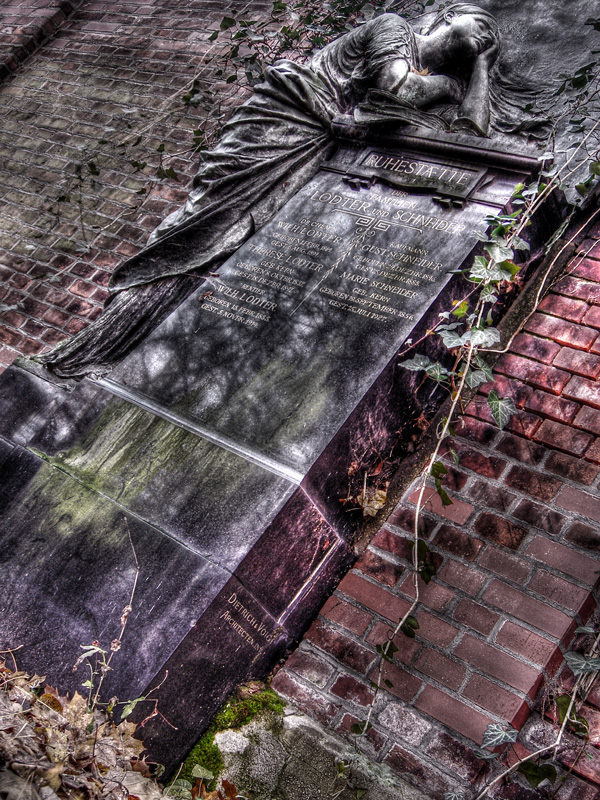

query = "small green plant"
[173, 684, 285, 794]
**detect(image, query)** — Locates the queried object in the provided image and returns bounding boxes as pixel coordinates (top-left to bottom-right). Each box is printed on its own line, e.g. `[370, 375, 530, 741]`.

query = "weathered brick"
[553, 346, 600, 379]
[304, 619, 374, 674]
[571, 255, 600, 282]
[336, 713, 386, 751]
[399, 574, 454, 612]
[483, 579, 574, 638]
[496, 621, 561, 669]
[504, 465, 562, 501]
[365, 621, 421, 665]
[453, 443, 507, 479]
[553, 274, 600, 304]
[583, 304, 600, 330]
[583, 437, 600, 463]
[370, 527, 412, 561]
[378, 704, 432, 745]
[453, 598, 500, 635]
[512, 499, 565, 535]
[417, 610, 460, 647]
[453, 634, 543, 696]
[337, 572, 410, 624]
[565, 521, 600, 553]
[495, 352, 571, 394]
[415, 685, 492, 744]
[525, 537, 599, 586]
[408, 485, 474, 525]
[374, 661, 422, 702]
[525, 313, 598, 350]
[271, 670, 340, 725]
[495, 432, 546, 465]
[320, 595, 373, 636]
[529, 570, 590, 613]
[454, 416, 498, 444]
[384, 505, 437, 538]
[573, 404, 600, 437]
[477, 546, 531, 584]
[330, 674, 374, 706]
[534, 419, 594, 455]
[432, 523, 483, 561]
[425, 731, 489, 783]
[468, 478, 516, 512]
[545, 450, 599, 485]
[538, 293, 589, 323]
[354, 549, 404, 588]
[478, 375, 533, 408]
[463, 675, 530, 728]
[439, 559, 486, 596]
[504, 409, 543, 439]
[384, 743, 455, 796]
[562, 374, 600, 408]
[510, 332, 561, 364]
[284, 647, 335, 688]
[473, 512, 527, 550]
[555, 485, 600, 526]
[525, 389, 580, 423]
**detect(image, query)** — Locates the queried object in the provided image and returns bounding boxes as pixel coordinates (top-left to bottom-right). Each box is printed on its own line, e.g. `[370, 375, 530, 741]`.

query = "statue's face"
[438, 14, 492, 63]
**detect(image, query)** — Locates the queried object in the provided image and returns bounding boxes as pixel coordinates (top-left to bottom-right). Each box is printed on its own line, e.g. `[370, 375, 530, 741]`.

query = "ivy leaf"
[481, 723, 518, 749]
[425, 362, 451, 382]
[555, 693, 572, 725]
[463, 369, 488, 389]
[430, 461, 447, 480]
[590, 162, 600, 176]
[485, 241, 514, 263]
[377, 640, 398, 663]
[575, 626, 596, 634]
[512, 235, 530, 251]
[452, 300, 469, 319]
[191, 765, 214, 781]
[473, 750, 499, 760]
[400, 615, 419, 638]
[220, 16, 236, 29]
[350, 721, 372, 735]
[444, 794, 467, 800]
[474, 354, 493, 381]
[208, 30, 218, 41]
[487, 390, 516, 430]
[399, 354, 432, 371]
[470, 326, 501, 348]
[517, 761, 557, 789]
[438, 328, 467, 349]
[563, 651, 600, 675]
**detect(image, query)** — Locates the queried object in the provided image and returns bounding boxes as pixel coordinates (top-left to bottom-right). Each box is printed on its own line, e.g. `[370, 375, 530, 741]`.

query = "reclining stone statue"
[39, 3, 502, 378]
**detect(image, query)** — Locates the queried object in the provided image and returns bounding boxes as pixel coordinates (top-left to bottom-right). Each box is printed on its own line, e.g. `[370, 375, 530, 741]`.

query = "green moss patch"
[178, 685, 285, 787]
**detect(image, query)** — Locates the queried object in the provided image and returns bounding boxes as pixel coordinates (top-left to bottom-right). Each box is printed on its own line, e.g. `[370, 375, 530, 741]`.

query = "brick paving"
[0, 0, 265, 370]
[272, 231, 600, 798]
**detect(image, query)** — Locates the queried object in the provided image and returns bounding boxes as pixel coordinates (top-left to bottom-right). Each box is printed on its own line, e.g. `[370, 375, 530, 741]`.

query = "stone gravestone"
[1, 0, 594, 772]
[0, 133, 537, 769]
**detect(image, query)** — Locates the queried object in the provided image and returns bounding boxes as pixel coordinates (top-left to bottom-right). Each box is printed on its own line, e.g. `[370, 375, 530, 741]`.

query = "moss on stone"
[178, 685, 284, 788]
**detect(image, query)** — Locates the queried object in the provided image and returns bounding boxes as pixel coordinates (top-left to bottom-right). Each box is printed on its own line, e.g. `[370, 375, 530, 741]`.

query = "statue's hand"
[477, 40, 499, 70]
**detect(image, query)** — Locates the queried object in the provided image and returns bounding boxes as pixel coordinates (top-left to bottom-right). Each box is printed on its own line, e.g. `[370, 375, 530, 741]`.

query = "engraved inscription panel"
[112, 156, 510, 473]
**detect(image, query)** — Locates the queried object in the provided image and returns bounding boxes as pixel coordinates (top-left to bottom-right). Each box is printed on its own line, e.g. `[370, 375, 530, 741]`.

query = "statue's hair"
[423, 3, 501, 51]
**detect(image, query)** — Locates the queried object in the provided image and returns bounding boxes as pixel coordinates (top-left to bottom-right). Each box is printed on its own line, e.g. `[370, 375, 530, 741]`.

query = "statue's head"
[422, 3, 500, 64]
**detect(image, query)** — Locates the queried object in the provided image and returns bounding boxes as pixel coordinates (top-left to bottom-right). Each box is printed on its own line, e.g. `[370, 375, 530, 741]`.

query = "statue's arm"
[452, 43, 499, 136]
[375, 59, 461, 107]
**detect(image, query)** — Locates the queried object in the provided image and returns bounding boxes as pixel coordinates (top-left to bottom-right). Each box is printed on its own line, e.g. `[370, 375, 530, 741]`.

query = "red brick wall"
[273, 220, 600, 799]
[0, 0, 267, 370]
